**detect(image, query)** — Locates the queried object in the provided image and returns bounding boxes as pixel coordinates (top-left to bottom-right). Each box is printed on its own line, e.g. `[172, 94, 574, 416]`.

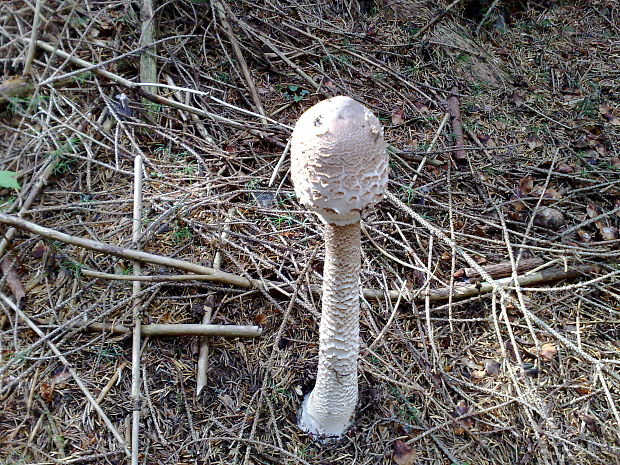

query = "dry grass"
[1, 0, 619, 464]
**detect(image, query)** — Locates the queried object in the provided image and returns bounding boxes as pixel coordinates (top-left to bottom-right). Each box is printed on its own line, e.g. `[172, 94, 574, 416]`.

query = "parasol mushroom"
[290, 95, 388, 439]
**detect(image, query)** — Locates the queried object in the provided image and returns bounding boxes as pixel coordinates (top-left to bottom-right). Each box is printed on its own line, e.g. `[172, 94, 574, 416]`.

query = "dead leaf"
[0, 257, 25, 304]
[484, 359, 501, 376]
[508, 91, 525, 106]
[518, 177, 534, 195]
[539, 343, 557, 362]
[392, 440, 415, 465]
[526, 135, 543, 150]
[252, 313, 268, 325]
[413, 101, 429, 113]
[611, 158, 620, 170]
[580, 414, 601, 436]
[31, 241, 48, 259]
[574, 377, 592, 395]
[476, 133, 495, 147]
[577, 230, 592, 242]
[593, 143, 607, 155]
[462, 357, 483, 371]
[51, 366, 71, 387]
[510, 194, 525, 212]
[40, 382, 54, 404]
[600, 226, 618, 241]
[53, 268, 70, 288]
[586, 202, 600, 219]
[599, 105, 620, 125]
[573, 136, 589, 148]
[533, 207, 565, 231]
[219, 393, 236, 411]
[451, 401, 473, 435]
[391, 108, 405, 125]
[556, 163, 574, 174]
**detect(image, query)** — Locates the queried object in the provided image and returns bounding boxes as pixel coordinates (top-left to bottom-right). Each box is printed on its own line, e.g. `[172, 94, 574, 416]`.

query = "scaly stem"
[299, 221, 360, 438]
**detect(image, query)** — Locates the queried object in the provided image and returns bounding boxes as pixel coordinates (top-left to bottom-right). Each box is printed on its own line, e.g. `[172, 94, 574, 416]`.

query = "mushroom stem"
[299, 221, 361, 438]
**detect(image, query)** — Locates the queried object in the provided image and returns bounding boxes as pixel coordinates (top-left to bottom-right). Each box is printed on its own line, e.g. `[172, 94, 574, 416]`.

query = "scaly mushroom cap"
[290, 96, 388, 226]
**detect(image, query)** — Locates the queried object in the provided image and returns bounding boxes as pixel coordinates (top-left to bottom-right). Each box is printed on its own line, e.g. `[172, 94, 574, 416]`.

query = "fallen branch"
[214, 0, 266, 122]
[139, 0, 158, 96]
[0, 212, 257, 289]
[453, 258, 544, 280]
[0, 214, 601, 303]
[85, 323, 262, 338]
[425, 264, 598, 302]
[129, 156, 143, 465]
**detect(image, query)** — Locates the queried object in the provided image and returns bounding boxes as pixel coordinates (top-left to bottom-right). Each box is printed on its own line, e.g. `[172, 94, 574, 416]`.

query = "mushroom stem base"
[299, 222, 361, 439]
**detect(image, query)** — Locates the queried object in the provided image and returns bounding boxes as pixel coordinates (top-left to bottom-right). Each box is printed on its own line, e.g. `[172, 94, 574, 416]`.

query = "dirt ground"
[0, 0, 619, 464]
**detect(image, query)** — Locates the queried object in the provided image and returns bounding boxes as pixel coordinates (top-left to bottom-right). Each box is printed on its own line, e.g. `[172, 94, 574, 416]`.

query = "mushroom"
[290, 96, 388, 439]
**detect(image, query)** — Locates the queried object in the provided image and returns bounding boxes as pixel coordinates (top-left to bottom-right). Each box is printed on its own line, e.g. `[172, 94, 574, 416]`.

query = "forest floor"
[0, 0, 619, 464]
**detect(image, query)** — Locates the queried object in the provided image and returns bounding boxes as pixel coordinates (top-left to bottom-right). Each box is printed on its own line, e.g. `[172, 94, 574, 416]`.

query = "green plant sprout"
[285, 85, 310, 103]
[173, 226, 192, 243]
[0, 171, 20, 190]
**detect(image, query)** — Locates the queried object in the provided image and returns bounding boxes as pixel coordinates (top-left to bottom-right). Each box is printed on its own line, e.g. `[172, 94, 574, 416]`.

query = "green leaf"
[0, 171, 20, 190]
[288, 85, 299, 92]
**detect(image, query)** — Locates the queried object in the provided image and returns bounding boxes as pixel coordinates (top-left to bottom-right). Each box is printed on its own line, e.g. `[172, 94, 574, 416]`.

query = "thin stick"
[268, 139, 291, 187]
[85, 322, 262, 338]
[23, 0, 43, 75]
[130, 156, 143, 465]
[0, 293, 130, 457]
[386, 145, 444, 167]
[197, 208, 234, 395]
[411, 112, 450, 185]
[95, 362, 128, 404]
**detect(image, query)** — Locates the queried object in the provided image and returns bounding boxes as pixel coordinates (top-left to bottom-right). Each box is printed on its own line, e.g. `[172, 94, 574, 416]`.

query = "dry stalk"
[130, 156, 144, 465]
[85, 322, 262, 338]
[22, 0, 43, 76]
[213, 0, 266, 122]
[197, 208, 235, 395]
[139, 0, 158, 96]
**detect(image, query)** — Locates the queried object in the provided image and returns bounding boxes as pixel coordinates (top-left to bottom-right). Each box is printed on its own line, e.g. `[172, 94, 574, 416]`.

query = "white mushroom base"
[298, 382, 357, 440]
[298, 222, 360, 440]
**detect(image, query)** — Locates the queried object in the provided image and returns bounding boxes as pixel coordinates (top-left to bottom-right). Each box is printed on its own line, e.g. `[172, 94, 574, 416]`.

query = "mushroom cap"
[290, 96, 388, 225]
